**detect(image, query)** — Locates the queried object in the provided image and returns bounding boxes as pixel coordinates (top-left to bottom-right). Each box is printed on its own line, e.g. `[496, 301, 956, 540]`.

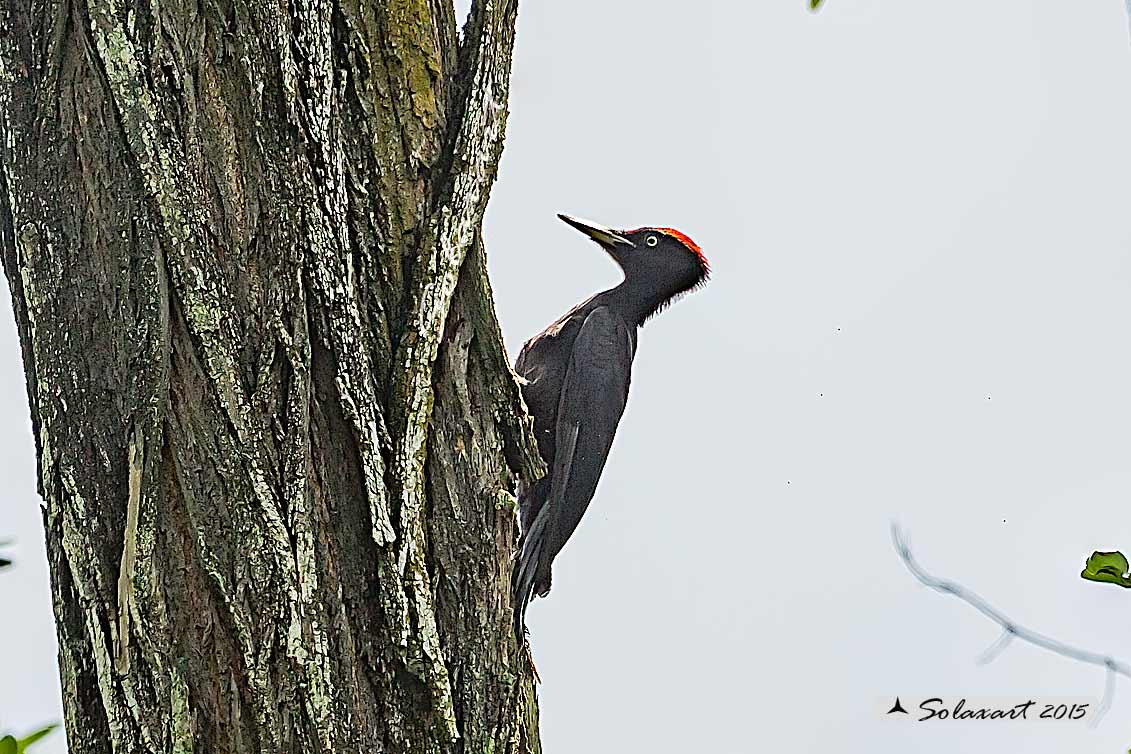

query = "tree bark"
[0, 0, 544, 748]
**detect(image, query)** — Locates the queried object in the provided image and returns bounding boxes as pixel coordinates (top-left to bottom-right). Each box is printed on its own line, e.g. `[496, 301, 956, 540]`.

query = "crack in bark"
[114, 424, 145, 674]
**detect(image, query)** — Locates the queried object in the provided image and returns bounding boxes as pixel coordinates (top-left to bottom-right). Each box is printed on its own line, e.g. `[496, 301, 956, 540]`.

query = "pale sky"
[6, 1, 1131, 752]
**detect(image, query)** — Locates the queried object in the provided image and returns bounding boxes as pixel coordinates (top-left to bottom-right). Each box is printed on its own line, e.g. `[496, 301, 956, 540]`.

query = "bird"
[512, 213, 710, 640]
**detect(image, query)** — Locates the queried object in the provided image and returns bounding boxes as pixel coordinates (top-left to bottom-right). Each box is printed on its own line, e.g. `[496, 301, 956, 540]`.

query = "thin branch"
[891, 523, 1131, 723]
[975, 627, 1014, 666]
[1097, 661, 1117, 725]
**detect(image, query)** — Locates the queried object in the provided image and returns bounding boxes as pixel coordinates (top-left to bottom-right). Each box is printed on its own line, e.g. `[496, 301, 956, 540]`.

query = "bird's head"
[557, 213, 709, 316]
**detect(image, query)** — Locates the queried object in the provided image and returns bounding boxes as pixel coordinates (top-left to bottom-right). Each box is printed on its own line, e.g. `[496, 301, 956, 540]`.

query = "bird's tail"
[512, 508, 549, 642]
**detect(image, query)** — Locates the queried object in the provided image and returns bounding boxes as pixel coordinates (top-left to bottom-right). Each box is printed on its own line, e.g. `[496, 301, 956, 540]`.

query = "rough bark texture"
[0, 0, 544, 748]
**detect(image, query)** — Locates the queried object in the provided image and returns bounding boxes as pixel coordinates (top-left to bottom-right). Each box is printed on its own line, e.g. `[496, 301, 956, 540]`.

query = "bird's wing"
[541, 306, 635, 566]
[512, 306, 634, 638]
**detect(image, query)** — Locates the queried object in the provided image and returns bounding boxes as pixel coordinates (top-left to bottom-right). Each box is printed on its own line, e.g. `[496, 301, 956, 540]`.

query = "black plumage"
[512, 214, 710, 639]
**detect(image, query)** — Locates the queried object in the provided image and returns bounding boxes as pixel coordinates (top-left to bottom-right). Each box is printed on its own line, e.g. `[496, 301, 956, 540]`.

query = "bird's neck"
[600, 280, 672, 327]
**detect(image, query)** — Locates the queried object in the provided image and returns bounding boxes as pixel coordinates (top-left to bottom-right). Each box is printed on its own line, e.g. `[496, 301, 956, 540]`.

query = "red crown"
[653, 228, 708, 271]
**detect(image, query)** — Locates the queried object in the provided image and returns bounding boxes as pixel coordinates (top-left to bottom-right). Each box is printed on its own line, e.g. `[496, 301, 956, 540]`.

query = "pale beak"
[557, 214, 635, 247]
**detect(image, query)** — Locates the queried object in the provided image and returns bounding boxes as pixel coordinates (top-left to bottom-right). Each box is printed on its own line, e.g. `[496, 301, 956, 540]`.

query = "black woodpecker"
[512, 213, 710, 639]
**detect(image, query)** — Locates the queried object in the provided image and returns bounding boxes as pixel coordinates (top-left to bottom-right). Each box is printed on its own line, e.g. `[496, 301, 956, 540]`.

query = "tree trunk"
[0, 0, 544, 748]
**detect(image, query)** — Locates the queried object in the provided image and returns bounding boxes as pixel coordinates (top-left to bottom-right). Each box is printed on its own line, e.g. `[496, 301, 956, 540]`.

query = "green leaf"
[0, 737, 18, 754]
[810, 0, 825, 9]
[1081, 551, 1131, 588]
[16, 725, 57, 753]
[0, 557, 11, 570]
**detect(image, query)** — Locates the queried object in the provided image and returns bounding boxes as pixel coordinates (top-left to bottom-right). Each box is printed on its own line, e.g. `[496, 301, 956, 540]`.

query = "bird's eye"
[646, 235, 658, 247]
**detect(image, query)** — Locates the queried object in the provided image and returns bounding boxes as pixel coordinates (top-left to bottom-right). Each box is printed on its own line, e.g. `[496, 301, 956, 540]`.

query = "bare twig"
[975, 627, 1014, 666]
[891, 523, 1131, 724]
